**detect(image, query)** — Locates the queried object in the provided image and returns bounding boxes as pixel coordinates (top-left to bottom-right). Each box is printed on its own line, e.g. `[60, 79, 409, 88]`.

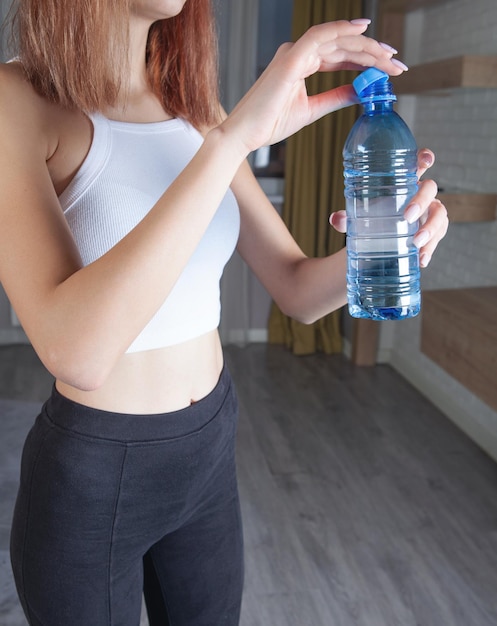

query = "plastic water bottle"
[343, 68, 420, 321]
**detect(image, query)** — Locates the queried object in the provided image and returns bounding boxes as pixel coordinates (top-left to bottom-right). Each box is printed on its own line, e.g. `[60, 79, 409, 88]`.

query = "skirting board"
[221, 329, 268, 346]
[390, 350, 497, 464]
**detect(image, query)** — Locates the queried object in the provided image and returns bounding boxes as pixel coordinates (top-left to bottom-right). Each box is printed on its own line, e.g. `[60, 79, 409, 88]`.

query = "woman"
[2, 1, 448, 624]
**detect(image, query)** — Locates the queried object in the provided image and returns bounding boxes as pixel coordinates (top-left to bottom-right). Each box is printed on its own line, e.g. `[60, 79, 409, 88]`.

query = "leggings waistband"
[43, 365, 233, 443]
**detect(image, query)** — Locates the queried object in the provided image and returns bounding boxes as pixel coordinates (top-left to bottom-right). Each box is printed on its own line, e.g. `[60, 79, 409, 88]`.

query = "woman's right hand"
[220, 19, 408, 154]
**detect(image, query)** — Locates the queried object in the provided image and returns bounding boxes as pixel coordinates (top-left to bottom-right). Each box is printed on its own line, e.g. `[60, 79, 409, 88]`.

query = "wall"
[384, 0, 497, 460]
[216, 0, 290, 345]
[0, 0, 27, 343]
[0, 0, 11, 60]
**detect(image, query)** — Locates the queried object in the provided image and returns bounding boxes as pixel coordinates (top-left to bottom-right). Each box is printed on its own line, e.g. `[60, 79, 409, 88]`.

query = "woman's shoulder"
[0, 61, 56, 149]
[0, 61, 90, 170]
[0, 60, 43, 111]
[0, 59, 26, 81]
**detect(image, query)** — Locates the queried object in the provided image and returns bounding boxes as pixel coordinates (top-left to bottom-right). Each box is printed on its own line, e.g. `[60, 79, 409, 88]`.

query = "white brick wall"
[417, 0, 497, 61]
[386, 0, 497, 461]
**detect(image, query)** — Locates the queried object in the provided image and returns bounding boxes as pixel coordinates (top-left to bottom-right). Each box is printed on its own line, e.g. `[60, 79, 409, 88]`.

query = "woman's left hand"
[330, 148, 449, 267]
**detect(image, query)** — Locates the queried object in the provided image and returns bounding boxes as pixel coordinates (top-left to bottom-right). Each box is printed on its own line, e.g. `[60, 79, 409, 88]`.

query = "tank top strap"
[58, 113, 113, 212]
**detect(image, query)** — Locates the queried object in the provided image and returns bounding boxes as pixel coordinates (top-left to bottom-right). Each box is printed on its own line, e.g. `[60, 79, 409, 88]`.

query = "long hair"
[9, 0, 220, 128]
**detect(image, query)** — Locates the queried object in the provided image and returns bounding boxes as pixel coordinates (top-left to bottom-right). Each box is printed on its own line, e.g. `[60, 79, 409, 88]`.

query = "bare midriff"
[55, 329, 224, 414]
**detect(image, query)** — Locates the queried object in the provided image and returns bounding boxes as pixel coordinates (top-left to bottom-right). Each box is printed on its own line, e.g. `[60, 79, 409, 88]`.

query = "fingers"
[416, 148, 435, 179]
[298, 20, 409, 77]
[332, 178, 448, 269]
[405, 178, 448, 267]
[329, 210, 347, 233]
[405, 178, 438, 224]
[301, 19, 410, 121]
[414, 199, 449, 267]
[318, 37, 406, 76]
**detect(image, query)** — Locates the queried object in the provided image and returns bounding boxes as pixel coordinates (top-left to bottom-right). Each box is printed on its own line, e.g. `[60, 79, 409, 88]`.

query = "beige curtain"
[268, 0, 363, 355]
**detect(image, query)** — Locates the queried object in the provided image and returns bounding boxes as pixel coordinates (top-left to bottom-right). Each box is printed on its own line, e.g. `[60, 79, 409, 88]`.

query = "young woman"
[2, 1, 448, 624]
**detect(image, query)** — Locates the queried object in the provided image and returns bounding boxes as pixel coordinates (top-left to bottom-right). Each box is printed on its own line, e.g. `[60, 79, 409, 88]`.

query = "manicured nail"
[420, 153, 434, 168]
[404, 203, 421, 224]
[379, 42, 398, 54]
[414, 230, 430, 248]
[420, 252, 430, 267]
[350, 18, 372, 25]
[391, 58, 409, 71]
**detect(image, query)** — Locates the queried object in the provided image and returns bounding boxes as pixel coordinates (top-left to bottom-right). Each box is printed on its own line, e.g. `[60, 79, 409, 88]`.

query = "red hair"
[10, 0, 220, 129]
[147, 2, 221, 127]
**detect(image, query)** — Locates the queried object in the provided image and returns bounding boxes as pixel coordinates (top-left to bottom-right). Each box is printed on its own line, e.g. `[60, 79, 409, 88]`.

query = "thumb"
[308, 85, 358, 122]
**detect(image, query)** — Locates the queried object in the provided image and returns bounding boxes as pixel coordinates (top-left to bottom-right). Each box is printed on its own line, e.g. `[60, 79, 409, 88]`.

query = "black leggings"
[10, 366, 244, 626]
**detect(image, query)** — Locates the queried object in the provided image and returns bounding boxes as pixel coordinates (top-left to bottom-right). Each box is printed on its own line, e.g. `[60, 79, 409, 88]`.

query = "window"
[253, 0, 293, 178]
[216, 0, 293, 178]
[256, 0, 293, 78]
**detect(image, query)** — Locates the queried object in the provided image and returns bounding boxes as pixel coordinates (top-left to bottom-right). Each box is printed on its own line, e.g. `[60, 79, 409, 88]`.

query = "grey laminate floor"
[1, 343, 497, 625]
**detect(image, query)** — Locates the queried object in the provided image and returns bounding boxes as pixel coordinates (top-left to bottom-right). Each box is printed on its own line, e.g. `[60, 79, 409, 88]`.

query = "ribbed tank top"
[58, 114, 240, 353]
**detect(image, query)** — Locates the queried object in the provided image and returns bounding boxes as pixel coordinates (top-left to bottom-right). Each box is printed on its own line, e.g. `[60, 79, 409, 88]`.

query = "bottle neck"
[362, 99, 395, 114]
[358, 78, 397, 114]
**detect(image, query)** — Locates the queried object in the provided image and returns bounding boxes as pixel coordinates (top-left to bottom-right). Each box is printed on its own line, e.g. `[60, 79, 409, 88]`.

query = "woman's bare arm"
[234, 154, 447, 325]
[0, 68, 247, 389]
[0, 20, 416, 389]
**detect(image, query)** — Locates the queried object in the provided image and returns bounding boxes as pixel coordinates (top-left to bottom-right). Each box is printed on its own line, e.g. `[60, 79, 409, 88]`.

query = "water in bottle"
[344, 68, 420, 321]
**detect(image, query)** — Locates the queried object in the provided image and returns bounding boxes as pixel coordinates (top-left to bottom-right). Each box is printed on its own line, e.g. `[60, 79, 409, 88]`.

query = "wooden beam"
[421, 287, 497, 412]
[393, 56, 497, 94]
[438, 193, 497, 223]
[351, 318, 380, 366]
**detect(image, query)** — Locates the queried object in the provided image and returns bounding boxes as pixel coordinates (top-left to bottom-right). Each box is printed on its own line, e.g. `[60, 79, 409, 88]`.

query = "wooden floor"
[1, 343, 497, 625]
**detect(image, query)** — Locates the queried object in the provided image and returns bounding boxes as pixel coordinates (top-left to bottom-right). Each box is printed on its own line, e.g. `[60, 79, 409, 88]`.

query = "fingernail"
[404, 203, 420, 224]
[420, 153, 434, 168]
[350, 18, 372, 25]
[379, 42, 398, 54]
[391, 58, 409, 71]
[414, 230, 430, 248]
[420, 252, 430, 267]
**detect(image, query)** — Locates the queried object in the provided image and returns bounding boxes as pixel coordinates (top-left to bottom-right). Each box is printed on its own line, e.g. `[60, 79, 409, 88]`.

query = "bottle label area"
[345, 200, 420, 321]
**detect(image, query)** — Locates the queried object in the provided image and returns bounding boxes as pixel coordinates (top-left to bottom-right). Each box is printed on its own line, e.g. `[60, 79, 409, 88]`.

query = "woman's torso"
[41, 84, 229, 414]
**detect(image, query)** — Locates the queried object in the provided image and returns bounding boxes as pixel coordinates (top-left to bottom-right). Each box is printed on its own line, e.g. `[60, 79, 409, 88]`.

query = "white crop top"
[59, 114, 240, 353]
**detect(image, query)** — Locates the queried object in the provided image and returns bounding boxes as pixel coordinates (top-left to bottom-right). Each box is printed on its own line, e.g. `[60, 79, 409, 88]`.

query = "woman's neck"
[105, 17, 171, 123]
[102, 91, 173, 124]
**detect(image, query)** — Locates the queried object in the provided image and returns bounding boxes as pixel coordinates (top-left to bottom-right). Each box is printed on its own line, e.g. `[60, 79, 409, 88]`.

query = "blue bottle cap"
[352, 68, 396, 102]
